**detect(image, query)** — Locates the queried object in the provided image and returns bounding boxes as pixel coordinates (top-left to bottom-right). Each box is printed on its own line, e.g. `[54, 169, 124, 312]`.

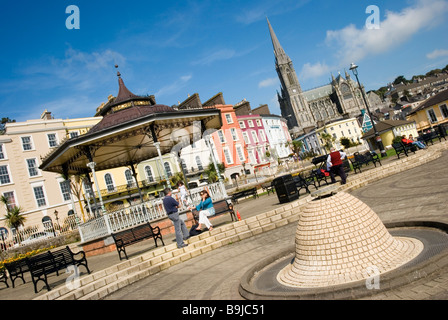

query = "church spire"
[266, 17, 291, 65]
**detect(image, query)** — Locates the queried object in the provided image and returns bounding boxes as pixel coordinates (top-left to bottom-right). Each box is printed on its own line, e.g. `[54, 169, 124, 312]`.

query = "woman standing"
[193, 190, 215, 231]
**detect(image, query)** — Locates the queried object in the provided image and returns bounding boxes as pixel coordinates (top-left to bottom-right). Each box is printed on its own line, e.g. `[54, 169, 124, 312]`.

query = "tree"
[0, 117, 16, 134]
[320, 132, 336, 152]
[286, 140, 303, 160]
[393, 75, 408, 85]
[203, 160, 225, 183]
[340, 137, 351, 149]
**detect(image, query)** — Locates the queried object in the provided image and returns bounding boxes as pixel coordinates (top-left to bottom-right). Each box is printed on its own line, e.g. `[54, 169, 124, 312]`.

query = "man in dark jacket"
[162, 188, 189, 249]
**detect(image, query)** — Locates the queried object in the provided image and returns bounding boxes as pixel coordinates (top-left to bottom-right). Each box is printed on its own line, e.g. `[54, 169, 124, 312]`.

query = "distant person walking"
[162, 188, 189, 249]
[327, 147, 347, 185]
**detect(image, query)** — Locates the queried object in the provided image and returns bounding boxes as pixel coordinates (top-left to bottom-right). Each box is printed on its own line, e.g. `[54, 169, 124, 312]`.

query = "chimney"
[40, 109, 52, 120]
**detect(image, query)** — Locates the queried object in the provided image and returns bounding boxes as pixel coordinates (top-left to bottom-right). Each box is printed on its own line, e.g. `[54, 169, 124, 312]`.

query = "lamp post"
[349, 63, 387, 157]
[54, 210, 60, 233]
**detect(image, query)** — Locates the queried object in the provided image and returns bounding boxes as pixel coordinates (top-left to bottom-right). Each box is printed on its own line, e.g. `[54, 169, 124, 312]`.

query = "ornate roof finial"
[115, 64, 121, 78]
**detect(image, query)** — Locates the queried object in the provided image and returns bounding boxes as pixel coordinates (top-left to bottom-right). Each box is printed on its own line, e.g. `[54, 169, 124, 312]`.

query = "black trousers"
[330, 164, 347, 184]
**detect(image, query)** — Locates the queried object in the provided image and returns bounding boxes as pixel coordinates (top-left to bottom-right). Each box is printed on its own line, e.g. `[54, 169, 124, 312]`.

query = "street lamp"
[349, 63, 387, 157]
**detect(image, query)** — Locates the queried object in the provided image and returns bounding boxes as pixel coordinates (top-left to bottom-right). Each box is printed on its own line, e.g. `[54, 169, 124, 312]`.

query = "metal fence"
[0, 214, 79, 252]
[78, 181, 228, 243]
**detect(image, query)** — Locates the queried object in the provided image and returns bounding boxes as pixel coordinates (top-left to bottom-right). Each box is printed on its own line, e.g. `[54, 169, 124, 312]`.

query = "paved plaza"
[105, 148, 448, 300]
[1, 146, 448, 300]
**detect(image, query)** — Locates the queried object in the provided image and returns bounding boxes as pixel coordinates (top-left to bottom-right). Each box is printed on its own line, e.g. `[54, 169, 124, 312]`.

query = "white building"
[261, 115, 292, 159]
[315, 118, 367, 150]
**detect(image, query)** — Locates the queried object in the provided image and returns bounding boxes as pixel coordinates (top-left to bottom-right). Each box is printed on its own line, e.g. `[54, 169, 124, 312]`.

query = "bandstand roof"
[39, 73, 222, 175]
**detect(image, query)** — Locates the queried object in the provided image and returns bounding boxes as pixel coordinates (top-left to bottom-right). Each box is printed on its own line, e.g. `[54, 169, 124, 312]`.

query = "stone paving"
[105, 145, 448, 300]
[1, 142, 447, 300]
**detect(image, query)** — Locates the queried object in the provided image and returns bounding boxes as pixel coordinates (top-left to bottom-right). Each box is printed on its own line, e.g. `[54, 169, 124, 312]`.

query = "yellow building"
[315, 117, 367, 150]
[0, 111, 101, 232]
[406, 89, 448, 133]
[361, 120, 418, 149]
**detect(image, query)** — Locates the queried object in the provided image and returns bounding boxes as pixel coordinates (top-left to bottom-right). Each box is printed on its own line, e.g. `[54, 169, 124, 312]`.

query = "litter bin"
[272, 174, 299, 204]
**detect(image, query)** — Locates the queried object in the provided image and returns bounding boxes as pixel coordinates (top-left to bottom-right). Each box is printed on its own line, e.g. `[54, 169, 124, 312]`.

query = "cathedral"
[267, 18, 369, 135]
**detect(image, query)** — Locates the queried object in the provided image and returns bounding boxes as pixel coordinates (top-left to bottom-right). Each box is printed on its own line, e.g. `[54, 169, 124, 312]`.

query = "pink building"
[210, 105, 248, 179]
[236, 115, 270, 172]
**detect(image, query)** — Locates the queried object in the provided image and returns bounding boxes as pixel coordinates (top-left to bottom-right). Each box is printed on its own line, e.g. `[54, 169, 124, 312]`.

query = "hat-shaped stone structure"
[277, 191, 423, 288]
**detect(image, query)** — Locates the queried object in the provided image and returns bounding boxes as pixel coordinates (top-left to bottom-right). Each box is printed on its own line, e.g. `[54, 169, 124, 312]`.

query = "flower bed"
[0, 246, 56, 272]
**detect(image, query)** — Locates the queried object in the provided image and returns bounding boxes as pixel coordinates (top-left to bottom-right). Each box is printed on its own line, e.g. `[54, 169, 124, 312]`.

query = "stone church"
[267, 18, 368, 135]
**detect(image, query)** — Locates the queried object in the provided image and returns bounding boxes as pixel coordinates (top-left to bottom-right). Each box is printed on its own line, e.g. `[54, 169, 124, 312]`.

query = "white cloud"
[325, 0, 448, 66]
[299, 62, 331, 80]
[192, 49, 236, 66]
[258, 77, 279, 88]
[426, 49, 448, 59]
[155, 74, 193, 97]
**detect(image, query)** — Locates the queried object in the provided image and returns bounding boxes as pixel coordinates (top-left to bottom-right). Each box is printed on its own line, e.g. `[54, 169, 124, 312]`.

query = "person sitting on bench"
[407, 134, 426, 149]
[191, 190, 215, 231]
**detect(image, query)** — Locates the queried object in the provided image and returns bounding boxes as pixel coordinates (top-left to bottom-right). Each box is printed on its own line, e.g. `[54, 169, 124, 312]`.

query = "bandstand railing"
[78, 181, 228, 243]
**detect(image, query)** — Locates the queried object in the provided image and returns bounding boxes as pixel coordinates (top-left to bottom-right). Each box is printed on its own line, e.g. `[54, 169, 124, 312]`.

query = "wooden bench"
[261, 182, 275, 195]
[392, 142, 416, 159]
[349, 151, 382, 174]
[26, 246, 91, 293]
[192, 199, 236, 223]
[231, 187, 259, 203]
[112, 222, 165, 260]
[0, 269, 8, 288]
[4, 258, 29, 288]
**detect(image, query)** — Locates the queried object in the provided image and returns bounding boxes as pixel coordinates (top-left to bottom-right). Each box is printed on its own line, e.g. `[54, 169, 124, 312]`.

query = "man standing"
[162, 188, 189, 249]
[327, 147, 347, 185]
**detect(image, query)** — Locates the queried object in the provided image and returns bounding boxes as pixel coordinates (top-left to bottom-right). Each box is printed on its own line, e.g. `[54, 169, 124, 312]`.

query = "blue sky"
[1, 0, 447, 122]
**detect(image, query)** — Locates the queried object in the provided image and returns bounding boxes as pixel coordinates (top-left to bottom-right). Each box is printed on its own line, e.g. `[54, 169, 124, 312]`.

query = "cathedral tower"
[267, 18, 314, 133]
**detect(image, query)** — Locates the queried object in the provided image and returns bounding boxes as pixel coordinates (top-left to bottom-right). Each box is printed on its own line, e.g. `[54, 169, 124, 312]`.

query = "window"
[3, 191, 16, 211]
[242, 132, 250, 144]
[248, 150, 256, 164]
[47, 133, 58, 148]
[259, 130, 267, 142]
[230, 128, 238, 141]
[225, 114, 233, 124]
[427, 109, 438, 123]
[164, 162, 173, 178]
[125, 169, 135, 187]
[239, 121, 246, 129]
[26, 158, 39, 177]
[59, 181, 71, 201]
[256, 119, 262, 126]
[251, 131, 259, 143]
[0, 165, 11, 185]
[180, 159, 188, 172]
[33, 186, 47, 207]
[223, 147, 233, 164]
[104, 174, 115, 192]
[21, 136, 33, 151]
[217, 130, 226, 143]
[145, 166, 154, 183]
[69, 131, 79, 139]
[440, 104, 448, 119]
[236, 145, 245, 162]
[0, 144, 4, 160]
[195, 156, 203, 171]
[248, 120, 254, 128]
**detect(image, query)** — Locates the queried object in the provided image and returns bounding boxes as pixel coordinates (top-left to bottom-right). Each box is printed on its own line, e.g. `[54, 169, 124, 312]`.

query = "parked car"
[14, 232, 54, 247]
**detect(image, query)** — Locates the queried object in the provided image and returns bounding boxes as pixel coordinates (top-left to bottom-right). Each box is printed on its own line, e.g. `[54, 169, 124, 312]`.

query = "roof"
[302, 84, 333, 101]
[361, 120, 415, 139]
[408, 89, 448, 116]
